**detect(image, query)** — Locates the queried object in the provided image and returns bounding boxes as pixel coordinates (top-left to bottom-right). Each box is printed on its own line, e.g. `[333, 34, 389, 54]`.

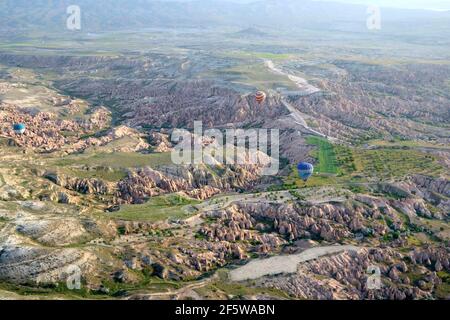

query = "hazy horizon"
[225, 0, 450, 11]
[314, 0, 450, 11]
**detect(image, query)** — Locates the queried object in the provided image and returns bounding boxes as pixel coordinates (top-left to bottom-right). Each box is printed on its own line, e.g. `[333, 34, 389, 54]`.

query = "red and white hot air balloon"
[255, 91, 266, 105]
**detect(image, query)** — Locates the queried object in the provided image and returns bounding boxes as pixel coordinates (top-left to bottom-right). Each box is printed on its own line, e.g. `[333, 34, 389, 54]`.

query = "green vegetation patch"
[352, 148, 444, 180]
[209, 280, 291, 300]
[284, 137, 444, 189]
[436, 271, 450, 299]
[55, 152, 173, 169]
[368, 139, 450, 150]
[111, 194, 200, 222]
[308, 136, 444, 180]
[218, 62, 299, 91]
[306, 136, 339, 174]
[61, 167, 127, 182]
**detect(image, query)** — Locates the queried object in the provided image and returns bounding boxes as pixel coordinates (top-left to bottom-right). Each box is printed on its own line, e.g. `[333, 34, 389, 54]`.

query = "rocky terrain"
[288, 62, 450, 143]
[0, 55, 448, 300]
[259, 246, 449, 300]
[5, 53, 448, 145]
[0, 4, 449, 299]
[0, 102, 111, 152]
[1, 172, 448, 299]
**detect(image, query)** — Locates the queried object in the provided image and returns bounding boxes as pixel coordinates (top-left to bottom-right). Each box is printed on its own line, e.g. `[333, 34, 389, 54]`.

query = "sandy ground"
[229, 245, 360, 282]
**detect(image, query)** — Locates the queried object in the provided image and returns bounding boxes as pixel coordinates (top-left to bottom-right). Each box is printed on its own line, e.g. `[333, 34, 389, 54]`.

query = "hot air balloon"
[255, 91, 266, 104]
[13, 123, 26, 135]
[297, 162, 314, 182]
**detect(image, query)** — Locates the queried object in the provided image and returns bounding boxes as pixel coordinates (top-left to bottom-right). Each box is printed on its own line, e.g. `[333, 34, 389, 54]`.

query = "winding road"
[264, 60, 321, 95]
[265, 59, 339, 142]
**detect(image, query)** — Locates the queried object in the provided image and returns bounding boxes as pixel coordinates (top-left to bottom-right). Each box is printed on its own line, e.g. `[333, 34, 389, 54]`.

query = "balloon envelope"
[255, 91, 266, 104]
[13, 123, 26, 134]
[297, 162, 314, 181]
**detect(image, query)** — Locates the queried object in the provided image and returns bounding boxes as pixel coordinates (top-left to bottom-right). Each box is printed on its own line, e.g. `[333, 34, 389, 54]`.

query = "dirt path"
[195, 187, 349, 213]
[264, 59, 339, 142]
[264, 60, 321, 95]
[127, 274, 217, 299]
[229, 245, 360, 282]
[280, 97, 334, 139]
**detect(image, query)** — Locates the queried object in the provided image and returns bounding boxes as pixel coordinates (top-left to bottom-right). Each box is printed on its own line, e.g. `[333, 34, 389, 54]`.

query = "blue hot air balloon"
[297, 162, 314, 182]
[13, 123, 26, 135]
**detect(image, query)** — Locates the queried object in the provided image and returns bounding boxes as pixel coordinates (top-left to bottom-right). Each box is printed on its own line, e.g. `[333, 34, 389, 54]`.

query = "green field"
[367, 139, 450, 150]
[54, 152, 173, 169]
[285, 137, 445, 188]
[306, 136, 339, 174]
[204, 281, 291, 300]
[60, 167, 128, 182]
[308, 136, 444, 180]
[352, 148, 444, 180]
[216, 62, 299, 91]
[111, 194, 200, 222]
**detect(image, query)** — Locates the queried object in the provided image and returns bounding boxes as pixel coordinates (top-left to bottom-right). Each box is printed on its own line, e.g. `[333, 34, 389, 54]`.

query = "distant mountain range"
[1, 0, 449, 34]
[315, 0, 450, 11]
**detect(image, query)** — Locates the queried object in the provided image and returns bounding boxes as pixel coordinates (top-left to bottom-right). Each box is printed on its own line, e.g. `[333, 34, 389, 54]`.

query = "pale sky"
[314, 0, 450, 11]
